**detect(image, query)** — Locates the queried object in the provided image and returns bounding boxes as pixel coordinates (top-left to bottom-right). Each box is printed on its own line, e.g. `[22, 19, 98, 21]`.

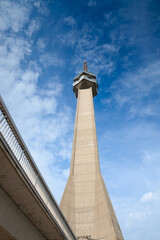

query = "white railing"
[0, 95, 76, 240]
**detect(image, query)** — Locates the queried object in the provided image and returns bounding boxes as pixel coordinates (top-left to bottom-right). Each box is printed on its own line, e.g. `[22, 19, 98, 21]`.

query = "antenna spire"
[83, 60, 88, 72]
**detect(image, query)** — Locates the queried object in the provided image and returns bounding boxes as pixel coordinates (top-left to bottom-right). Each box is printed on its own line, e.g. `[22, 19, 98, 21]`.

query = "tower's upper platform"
[73, 61, 98, 98]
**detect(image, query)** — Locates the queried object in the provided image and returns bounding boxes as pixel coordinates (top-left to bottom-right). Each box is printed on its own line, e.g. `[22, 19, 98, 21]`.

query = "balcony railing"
[0, 95, 76, 240]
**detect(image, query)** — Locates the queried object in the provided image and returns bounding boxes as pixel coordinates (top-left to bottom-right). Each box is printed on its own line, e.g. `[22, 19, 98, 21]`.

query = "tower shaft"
[60, 87, 124, 240]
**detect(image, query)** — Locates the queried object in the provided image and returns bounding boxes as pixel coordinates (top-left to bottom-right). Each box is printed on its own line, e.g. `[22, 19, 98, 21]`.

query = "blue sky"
[0, 0, 160, 239]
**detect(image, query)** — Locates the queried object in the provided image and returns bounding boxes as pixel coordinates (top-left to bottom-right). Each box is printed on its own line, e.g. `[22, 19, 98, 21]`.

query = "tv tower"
[60, 62, 124, 240]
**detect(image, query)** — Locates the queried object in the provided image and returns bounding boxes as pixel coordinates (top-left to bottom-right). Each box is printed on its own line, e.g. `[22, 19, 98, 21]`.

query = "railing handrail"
[0, 95, 76, 240]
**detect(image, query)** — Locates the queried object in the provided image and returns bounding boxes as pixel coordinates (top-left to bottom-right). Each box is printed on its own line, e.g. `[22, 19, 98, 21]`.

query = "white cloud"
[104, 12, 117, 25]
[0, 0, 73, 205]
[112, 190, 160, 240]
[141, 190, 160, 203]
[102, 61, 160, 118]
[64, 16, 76, 26]
[26, 19, 41, 36]
[39, 53, 64, 67]
[37, 38, 46, 52]
[33, 1, 40, 8]
[88, 0, 96, 7]
[105, 12, 112, 20]
[40, 79, 63, 97]
[58, 24, 118, 76]
[140, 192, 153, 202]
[0, 2, 160, 239]
[0, 0, 30, 32]
[100, 121, 160, 207]
[0, 35, 31, 70]
[100, 118, 160, 239]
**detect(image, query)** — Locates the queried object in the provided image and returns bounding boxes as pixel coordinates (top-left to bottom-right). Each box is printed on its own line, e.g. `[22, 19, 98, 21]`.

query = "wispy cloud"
[64, 16, 76, 26]
[99, 115, 160, 239]
[37, 38, 46, 52]
[104, 12, 117, 25]
[88, 0, 96, 7]
[140, 190, 160, 202]
[1, 1, 160, 239]
[33, 1, 40, 8]
[0, 0, 73, 203]
[39, 53, 64, 67]
[26, 18, 41, 36]
[58, 24, 118, 76]
[102, 61, 160, 118]
[0, 0, 30, 32]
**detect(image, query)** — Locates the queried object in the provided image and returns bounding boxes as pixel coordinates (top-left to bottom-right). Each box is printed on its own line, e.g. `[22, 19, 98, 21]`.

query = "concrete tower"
[60, 62, 124, 240]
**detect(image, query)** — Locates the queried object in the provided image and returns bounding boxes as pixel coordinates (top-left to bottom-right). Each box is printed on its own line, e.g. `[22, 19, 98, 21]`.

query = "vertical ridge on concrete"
[60, 64, 124, 240]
